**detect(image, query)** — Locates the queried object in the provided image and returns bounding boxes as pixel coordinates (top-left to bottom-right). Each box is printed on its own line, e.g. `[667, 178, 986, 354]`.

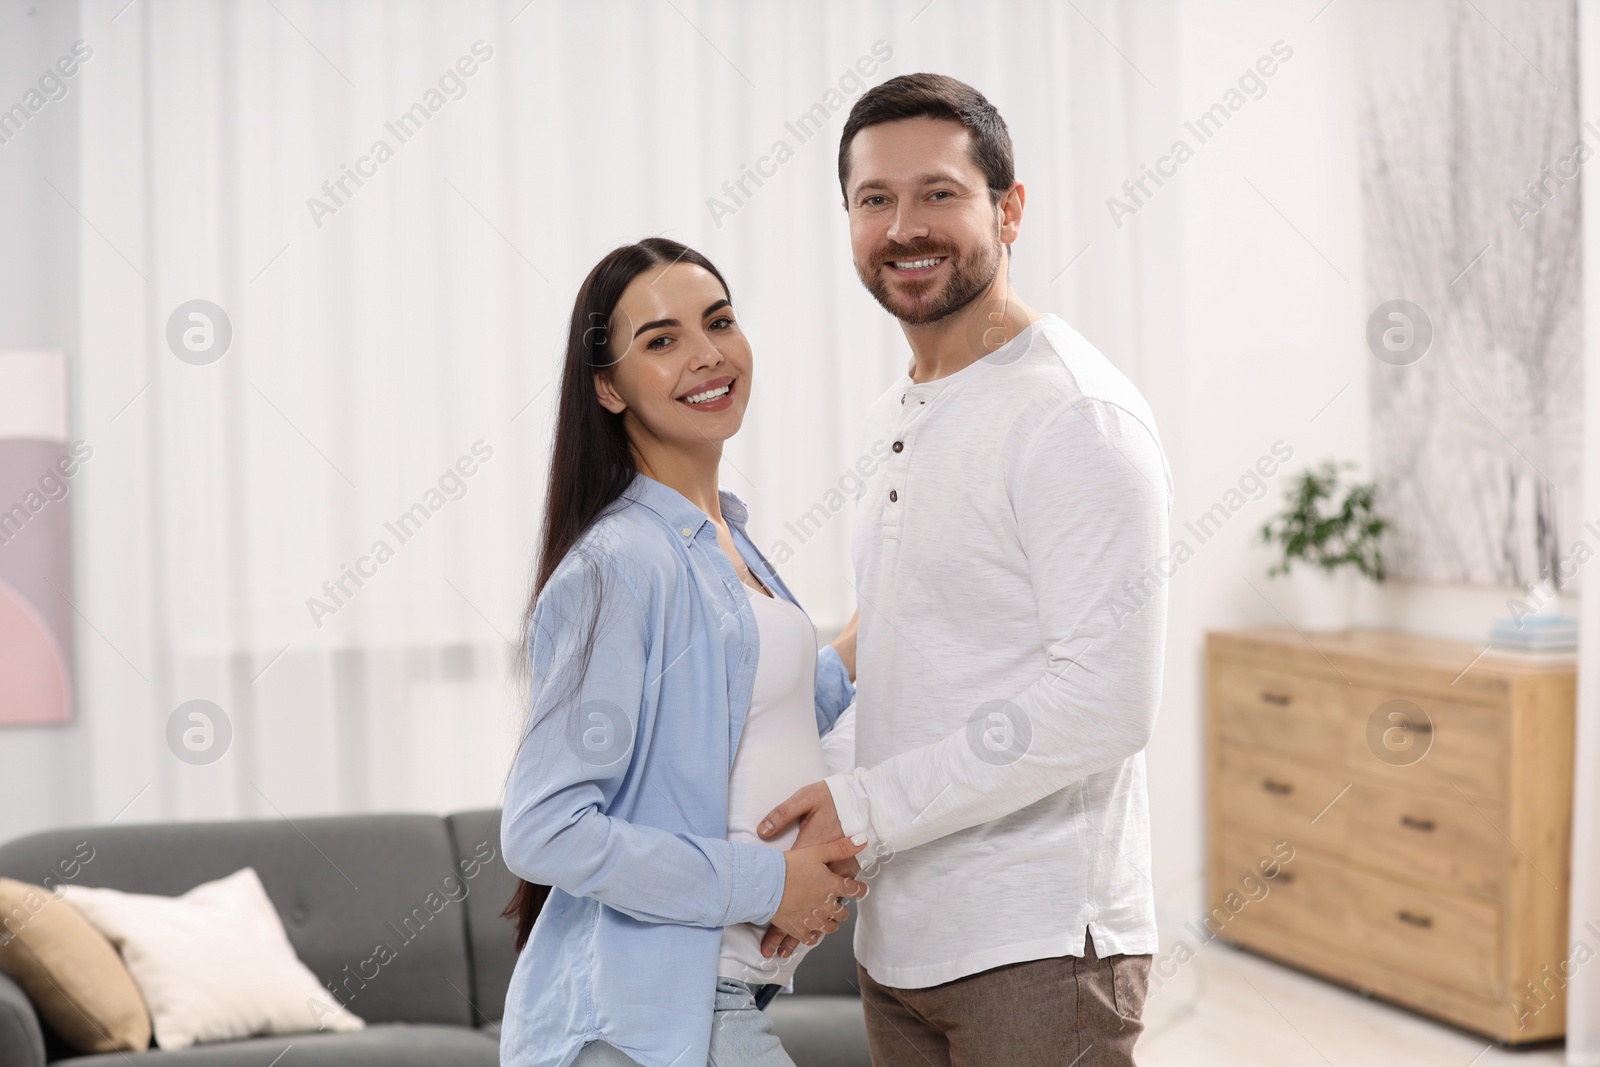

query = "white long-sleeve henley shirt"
[825, 313, 1172, 989]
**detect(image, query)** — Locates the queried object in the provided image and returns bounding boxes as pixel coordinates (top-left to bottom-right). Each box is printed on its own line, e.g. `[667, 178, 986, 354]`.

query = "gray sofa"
[0, 809, 869, 1066]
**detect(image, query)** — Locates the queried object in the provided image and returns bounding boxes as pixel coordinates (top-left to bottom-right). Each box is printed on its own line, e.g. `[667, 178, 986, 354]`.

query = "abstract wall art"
[0, 351, 80, 725]
[1356, 0, 1585, 589]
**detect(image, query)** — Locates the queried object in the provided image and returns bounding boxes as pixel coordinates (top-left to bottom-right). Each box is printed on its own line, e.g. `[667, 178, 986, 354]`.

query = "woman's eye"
[646, 334, 672, 350]
[709, 316, 733, 330]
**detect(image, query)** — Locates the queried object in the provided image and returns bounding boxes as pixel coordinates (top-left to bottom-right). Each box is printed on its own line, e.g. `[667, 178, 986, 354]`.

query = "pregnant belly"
[718, 687, 832, 983]
[725, 706, 830, 847]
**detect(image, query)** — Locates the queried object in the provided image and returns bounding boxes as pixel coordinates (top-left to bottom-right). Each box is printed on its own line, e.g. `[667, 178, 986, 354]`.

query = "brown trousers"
[856, 931, 1151, 1067]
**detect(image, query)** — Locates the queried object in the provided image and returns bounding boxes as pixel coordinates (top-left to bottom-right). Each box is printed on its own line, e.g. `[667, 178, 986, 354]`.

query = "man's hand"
[759, 781, 862, 959]
[760, 781, 853, 871]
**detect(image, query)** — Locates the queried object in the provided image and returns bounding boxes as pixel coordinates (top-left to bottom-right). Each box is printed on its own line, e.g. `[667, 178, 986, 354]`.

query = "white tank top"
[716, 583, 831, 985]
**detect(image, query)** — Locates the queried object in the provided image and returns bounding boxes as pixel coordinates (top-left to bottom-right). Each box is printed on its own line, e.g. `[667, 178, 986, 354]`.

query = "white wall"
[1136, 0, 1542, 935]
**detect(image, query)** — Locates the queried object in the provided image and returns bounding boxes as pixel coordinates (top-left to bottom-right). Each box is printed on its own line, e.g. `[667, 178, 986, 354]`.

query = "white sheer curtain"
[65, 0, 1143, 827]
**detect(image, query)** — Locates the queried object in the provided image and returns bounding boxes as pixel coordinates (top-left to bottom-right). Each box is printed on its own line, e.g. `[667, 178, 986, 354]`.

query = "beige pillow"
[0, 877, 152, 1053]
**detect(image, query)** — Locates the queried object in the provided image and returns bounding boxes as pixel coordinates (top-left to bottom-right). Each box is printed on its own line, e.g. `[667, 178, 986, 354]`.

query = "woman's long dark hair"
[502, 237, 734, 950]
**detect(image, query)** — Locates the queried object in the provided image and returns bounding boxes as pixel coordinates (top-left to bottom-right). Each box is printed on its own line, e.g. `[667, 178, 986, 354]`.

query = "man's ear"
[594, 371, 627, 414]
[999, 181, 1025, 247]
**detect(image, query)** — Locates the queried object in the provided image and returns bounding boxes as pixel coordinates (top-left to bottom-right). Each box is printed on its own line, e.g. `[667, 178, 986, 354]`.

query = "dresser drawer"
[1213, 661, 1344, 762]
[1344, 782, 1505, 897]
[1216, 745, 1348, 854]
[1343, 863, 1502, 1000]
[1343, 686, 1507, 800]
[1214, 831, 1343, 948]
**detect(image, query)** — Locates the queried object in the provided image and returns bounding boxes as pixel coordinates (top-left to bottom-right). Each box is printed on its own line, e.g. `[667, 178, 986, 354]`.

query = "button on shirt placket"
[884, 390, 932, 538]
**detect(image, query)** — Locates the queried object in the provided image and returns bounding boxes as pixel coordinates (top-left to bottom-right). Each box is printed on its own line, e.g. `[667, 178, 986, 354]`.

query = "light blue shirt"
[500, 472, 855, 1067]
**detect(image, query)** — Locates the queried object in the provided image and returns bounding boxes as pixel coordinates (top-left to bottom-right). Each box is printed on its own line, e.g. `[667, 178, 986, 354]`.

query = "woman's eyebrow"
[632, 318, 677, 338]
[631, 300, 732, 339]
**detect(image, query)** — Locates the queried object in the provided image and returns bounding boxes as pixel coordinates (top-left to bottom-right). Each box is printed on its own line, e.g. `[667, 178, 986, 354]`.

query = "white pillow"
[58, 867, 363, 1050]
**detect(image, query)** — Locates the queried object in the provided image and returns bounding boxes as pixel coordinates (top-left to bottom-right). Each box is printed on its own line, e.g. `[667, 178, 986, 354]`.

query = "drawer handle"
[1399, 815, 1436, 833]
[1396, 910, 1433, 929]
[1261, 779, 1294, 796]
[1259, 691, 1292, 706]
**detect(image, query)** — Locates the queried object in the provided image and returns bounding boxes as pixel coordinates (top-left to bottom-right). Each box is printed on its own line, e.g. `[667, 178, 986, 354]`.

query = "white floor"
[1139, 941, 1565, 1066]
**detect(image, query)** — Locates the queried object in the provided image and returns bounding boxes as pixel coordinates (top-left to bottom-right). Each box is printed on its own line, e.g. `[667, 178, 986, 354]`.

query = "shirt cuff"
[825, 771, 882, 865]
[725, 840, 788, 926]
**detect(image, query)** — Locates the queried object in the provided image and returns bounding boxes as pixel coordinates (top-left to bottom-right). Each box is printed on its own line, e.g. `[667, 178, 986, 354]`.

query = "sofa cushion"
[443, 809, 522, 1026]
[55, 1022, 499, 1066]
[766, 995, 871, 1067]
[0, 878, 150, 1054]
[789, 906, 861, 996]
[60, 868, 362, 1050]
[0, 815, 475, 1030]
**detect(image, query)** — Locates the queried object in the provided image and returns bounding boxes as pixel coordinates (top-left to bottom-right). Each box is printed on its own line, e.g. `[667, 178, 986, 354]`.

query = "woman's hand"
[830, 610, 860, 681]
[771, 836, 867, 946]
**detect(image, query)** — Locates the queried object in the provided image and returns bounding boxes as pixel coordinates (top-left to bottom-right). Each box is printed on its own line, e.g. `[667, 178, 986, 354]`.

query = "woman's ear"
[594, 371, 627, 414]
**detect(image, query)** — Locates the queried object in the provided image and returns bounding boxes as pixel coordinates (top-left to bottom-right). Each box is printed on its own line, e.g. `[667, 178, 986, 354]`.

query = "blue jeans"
[570, 978, 795, 1066]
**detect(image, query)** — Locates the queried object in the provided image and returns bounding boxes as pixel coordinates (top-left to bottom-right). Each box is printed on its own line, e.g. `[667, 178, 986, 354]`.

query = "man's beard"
[858, 232, 1003, 326]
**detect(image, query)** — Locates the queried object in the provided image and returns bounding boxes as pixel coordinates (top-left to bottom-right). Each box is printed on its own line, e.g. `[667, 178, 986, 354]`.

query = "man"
[758, 73, 1171, 1066]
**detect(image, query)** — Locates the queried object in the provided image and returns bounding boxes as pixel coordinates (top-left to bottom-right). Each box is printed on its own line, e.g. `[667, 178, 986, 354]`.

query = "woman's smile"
[676, 374, 737, 412]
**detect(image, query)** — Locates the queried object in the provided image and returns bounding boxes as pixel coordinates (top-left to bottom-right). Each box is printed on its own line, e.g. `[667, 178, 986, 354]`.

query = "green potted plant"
[1259, 460, 1389, 630]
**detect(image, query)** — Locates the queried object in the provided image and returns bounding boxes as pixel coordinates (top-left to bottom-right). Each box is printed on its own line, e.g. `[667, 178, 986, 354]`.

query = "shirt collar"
[902, 313, 1053, 394]
[620, 471, 750, 533]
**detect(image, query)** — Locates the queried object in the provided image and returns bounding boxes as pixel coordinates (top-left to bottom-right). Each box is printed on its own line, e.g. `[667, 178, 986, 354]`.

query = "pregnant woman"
[499, 237, 865, 1067]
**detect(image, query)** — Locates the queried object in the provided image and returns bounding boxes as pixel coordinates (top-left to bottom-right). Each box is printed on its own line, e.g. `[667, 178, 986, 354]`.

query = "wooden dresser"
[1206, 628, 1577, 1043]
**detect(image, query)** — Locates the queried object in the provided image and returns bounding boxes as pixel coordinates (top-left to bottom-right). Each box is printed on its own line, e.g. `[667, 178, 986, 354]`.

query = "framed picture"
[0, 350, 78, 725]
[1358, 0, 1585, 590]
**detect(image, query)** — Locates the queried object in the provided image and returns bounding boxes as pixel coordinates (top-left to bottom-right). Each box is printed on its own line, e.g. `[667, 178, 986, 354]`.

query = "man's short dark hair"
[837, 73, 1015, 205]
